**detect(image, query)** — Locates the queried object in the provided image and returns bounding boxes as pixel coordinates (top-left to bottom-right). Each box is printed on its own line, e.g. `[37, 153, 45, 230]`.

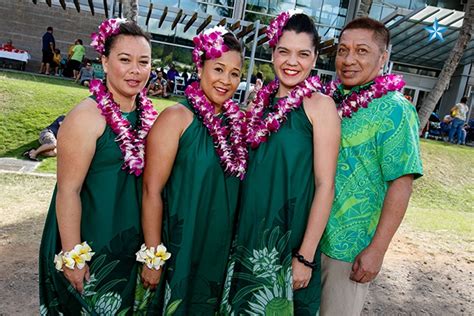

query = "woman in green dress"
[39, 20, 157, 315]
[220, 12, 340, 315]
[140, 27, 246, 315]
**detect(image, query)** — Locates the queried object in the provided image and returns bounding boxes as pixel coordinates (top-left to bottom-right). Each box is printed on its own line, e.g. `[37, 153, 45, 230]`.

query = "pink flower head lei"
[89, 19, 158, 176]
[192, 25, 230, 71]
[322, 74, 406, 118]
[246, 76, 322, 149]
[90, 18, 127, 55]
[266, 9, 303, 48]
[185, 26, 248, 179]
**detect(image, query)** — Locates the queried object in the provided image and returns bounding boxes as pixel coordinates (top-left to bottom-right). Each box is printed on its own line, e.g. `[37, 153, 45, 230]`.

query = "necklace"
[322, 74, 406, 118]
[185, 82, 248, 179]
[89, 79, 158, 176]
[246, 76, 322, 149]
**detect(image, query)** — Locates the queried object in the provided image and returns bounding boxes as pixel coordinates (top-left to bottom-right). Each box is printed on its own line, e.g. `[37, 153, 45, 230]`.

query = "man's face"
[335, 28, 388, 88]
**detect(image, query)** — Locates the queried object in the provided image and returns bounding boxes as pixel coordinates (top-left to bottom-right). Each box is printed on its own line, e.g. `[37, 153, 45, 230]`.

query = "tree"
[123, 0, 138, 22]
[418, 0, 474, 131]
[356, 0, 373, 17]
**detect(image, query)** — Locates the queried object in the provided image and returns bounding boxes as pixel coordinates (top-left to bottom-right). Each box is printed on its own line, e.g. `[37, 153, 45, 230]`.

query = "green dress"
[147, 100, 240, 315]
[220, 99, 321, 315]
[39, 109, 150, 315]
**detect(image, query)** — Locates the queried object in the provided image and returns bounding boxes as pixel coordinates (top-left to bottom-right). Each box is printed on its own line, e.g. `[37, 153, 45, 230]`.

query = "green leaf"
[165, 299, 183, 316]
[232, 284, 263, 304]
[95, 260, 120, 284]
[89, 254, 106, 273]
[94, 278, 127, 299]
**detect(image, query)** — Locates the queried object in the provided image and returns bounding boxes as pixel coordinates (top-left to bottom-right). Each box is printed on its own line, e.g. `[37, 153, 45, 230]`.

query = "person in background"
[75, 61, 95, 87]
[39, 26, 55, 75]
[51, 49, 61, 76]
[449, 96, 470, 145]
[68, 39, 86, 80]
[23, 115, 65, 161]
[2, 39, 15, 50]
[166, 63, 179, 93]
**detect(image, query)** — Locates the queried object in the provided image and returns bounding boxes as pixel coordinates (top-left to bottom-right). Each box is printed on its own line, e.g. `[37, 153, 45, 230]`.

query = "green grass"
[1, 70, 473, 239]
[0, 70, 180, 172]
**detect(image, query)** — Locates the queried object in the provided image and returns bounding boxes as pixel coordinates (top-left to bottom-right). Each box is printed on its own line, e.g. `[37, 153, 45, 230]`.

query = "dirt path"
[0, 173, 472, 315]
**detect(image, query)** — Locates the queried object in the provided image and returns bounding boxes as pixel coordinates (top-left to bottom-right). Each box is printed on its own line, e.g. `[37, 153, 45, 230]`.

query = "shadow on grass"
[1, 139, 40, 158]
[0, 69, 77, 88]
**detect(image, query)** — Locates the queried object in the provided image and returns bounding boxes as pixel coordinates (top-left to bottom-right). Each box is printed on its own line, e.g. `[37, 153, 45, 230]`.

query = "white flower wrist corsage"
[136, 243, 171, 270]
[54, 241, 95, 271]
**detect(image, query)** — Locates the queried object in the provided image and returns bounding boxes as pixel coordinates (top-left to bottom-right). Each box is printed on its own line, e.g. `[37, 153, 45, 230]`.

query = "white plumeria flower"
[204, 25, 228, 36]
[54, 253, 64, 271]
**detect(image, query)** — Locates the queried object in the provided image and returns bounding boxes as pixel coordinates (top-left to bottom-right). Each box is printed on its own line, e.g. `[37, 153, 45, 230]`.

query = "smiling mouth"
[283, 69, 299, 76]
[215, 87, 228, 94]
[126, 79, 140, 87]
[342, 70, 358, 77]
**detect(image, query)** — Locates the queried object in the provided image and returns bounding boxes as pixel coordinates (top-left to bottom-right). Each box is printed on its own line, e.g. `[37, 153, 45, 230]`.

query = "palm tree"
[123, 0, 138, 22]
[356, 0, 373, 17]
[418, 0, 474, 131]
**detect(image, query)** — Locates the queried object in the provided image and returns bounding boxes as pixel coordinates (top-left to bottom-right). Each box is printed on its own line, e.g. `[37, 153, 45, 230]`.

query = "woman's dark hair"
[76, 39, 83, 45]
[281, 14, 320, 52]
[202, 32, 242, 63]
[256, 72, 263, 80]
[103, 21, 152, 57]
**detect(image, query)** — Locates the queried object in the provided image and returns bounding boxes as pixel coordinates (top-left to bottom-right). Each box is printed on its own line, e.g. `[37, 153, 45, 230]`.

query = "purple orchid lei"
[89, 79, 158, 176]
[185, 82, 248, 179]
[91, 18, 127, 55]
[266, 9, 303, 48]
[246, 76, 322, 149]
[192, 26, 229, 71]
[322, 74, 406, 118]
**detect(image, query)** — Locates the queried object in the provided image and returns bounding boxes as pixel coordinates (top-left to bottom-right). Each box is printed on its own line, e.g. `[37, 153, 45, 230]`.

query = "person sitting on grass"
[23, 115, 65, 161]
[75, 62, 95, 87]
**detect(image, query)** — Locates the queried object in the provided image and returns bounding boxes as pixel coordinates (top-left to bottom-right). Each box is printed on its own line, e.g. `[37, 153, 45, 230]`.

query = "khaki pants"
[320, 254, 370, 316]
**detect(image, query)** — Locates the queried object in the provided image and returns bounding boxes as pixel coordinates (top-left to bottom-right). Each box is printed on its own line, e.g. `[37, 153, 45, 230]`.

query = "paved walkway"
[0, 157, 55, 177]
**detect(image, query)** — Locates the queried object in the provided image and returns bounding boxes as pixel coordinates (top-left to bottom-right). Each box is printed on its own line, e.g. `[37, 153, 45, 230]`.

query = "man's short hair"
[47, 26, 53, 32]
[340, 17, 390, 52]
[461, 97, 468, 103]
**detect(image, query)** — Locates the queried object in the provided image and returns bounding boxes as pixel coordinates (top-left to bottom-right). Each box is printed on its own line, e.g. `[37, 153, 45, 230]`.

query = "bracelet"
[54, 241, 95, 271]
[293, 250, 318, 270]
[136, 243, 171, 270]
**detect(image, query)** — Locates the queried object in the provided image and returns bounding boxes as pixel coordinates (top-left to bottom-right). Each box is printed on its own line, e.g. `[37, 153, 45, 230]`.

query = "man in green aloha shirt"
[319, 17, 423, 315]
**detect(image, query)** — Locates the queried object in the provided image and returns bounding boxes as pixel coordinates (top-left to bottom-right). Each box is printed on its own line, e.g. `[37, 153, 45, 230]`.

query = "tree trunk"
[418, 0, 474, 132]
[123, 0, 138, 22]
[356, 0, 373, 17]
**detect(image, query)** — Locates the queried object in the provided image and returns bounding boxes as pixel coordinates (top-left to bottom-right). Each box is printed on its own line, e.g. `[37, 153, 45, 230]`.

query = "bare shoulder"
[150, 103, 194, 135]
[304, 92, 338, 119]
[62, 97, 105, 137]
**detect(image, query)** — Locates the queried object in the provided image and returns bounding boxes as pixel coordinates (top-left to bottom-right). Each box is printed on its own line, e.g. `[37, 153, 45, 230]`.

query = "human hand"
[63, 264, 90, 293]
[350, 246, 385, 283]
[292, 257, 312, 291]
[141, 265, 163, 290]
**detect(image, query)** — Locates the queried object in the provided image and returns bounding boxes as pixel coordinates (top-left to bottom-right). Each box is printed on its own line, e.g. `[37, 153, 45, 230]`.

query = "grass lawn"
[0, 70, 180, 172]
[0, 70, 473, 240]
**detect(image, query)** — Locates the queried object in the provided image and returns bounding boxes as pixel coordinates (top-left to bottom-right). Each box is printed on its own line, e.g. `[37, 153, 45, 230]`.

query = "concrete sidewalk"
[0, 157, 55, 177]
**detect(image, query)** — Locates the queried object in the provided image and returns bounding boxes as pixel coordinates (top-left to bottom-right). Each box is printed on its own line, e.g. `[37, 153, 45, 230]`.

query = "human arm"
[350, 175, 413, 283]
[55, 99, 105, 292]
[292, 94, 340, 289]
[141, 104, 193, 289]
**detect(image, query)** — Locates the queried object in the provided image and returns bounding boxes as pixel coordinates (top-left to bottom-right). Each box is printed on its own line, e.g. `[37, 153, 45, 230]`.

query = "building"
[0, 0, 472, 118]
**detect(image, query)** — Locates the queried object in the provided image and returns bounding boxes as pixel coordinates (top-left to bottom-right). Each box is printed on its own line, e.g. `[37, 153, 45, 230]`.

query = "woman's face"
[272, 30, 317, 96]
[102, 35, 151, 101]
[198, 50, 241, 108]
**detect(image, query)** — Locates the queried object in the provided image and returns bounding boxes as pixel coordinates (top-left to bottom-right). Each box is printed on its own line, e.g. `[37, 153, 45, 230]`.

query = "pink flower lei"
[91, 18, 127, 55]
[246, 76, 322, 149]
[185, 82, 248, 179]
[266, 9, 303, 48]
[321, 74, 406, 118]
[89, 79, 157, 176]
[192, 26, 230, 71]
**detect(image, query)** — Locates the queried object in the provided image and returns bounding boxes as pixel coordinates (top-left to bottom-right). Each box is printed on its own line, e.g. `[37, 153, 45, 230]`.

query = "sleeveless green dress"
[147, 100, 240, 315]
[39, 109, 150, 315]
[220, 99, 321, 315]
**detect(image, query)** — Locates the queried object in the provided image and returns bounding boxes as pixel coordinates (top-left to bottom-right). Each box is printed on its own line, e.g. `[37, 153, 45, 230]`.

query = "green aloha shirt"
[320, 85, 423, 263]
